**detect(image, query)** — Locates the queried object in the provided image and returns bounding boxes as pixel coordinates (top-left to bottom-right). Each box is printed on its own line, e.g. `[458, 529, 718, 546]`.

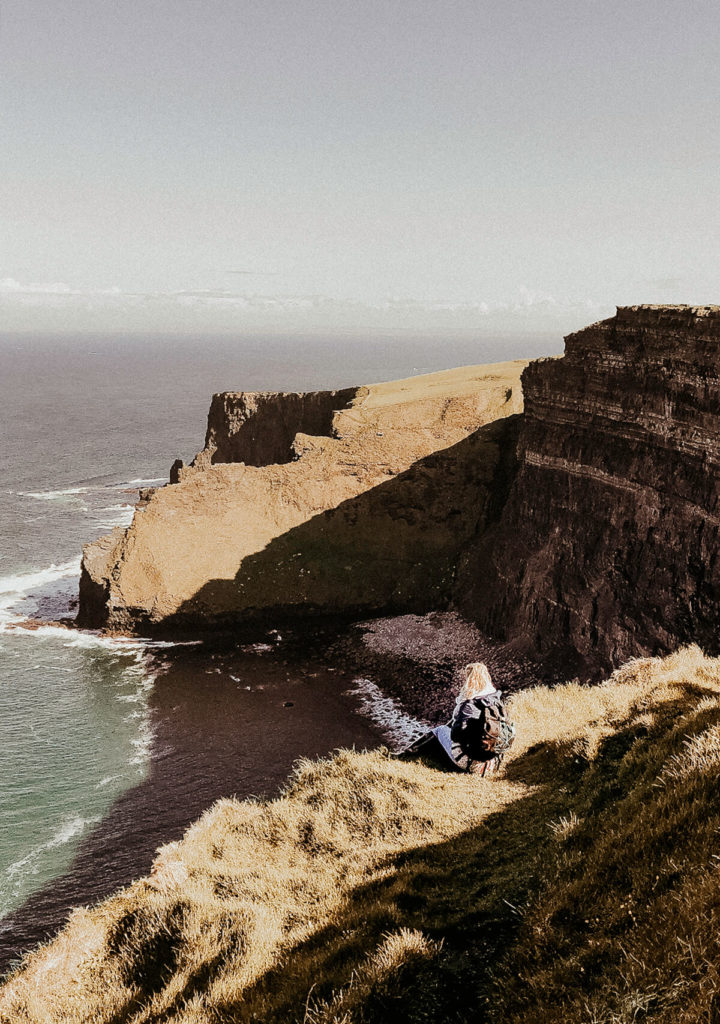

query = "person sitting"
[399, 662, 515, 774]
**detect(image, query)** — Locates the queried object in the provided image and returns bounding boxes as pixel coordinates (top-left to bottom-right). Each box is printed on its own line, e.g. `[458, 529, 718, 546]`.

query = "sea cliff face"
[80, 304, 720, 670]
[78, 362, 525, 632]
[455, 305, 720, 675]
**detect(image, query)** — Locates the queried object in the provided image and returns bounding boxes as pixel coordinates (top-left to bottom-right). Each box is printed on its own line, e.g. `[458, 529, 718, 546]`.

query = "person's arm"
[450, 698, 479, 731]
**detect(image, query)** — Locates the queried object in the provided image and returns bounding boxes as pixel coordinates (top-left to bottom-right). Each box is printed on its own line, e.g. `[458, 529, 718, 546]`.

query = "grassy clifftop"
[3, 647, 720, 1022]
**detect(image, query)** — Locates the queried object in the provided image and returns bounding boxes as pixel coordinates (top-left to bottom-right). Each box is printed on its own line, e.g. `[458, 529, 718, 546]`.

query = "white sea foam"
[58, 632, 200, 653]
[19, 486, 89, 500]
[90, 503, 136, 529]
[128, 703, 155, 768]
[91, 503, 134, 530]
[0, 560, 80, 627]
[62, 632, 145, 653]
[121, 666, 156, 769]
[2, 813, 101, 907]
[2, 473, 171, 630]
[96, 775, 121, 788]
[0, 546, 201, 649]
[3, 616, 144, 653]
[1, 814, 100, 916]
[19, 477, 164, 500]
[144, 639, 202, 649]
[347, 678, 429, 749]
[0, 561, 79, 601]
[117, 689, 148, 703]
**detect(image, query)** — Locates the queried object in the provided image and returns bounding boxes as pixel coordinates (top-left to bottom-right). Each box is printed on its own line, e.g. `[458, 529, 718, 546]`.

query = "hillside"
[3, 645, 719, 1022]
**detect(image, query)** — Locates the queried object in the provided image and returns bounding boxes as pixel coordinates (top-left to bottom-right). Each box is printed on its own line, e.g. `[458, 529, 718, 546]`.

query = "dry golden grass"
[490, 645, 720, 1024]
[2, 644, 720, 1023]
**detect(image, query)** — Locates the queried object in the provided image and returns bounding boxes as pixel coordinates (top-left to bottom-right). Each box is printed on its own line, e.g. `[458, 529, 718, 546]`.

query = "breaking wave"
[0, 561, 80, 627]
[0, 814, 101, 918]
[18, 487, 89, 501]
[347, 678, 429, 749]
[0, 474, 158, 629]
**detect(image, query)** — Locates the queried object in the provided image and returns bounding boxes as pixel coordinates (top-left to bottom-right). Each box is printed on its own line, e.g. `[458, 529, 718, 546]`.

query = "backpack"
[450, 694, 516, 770]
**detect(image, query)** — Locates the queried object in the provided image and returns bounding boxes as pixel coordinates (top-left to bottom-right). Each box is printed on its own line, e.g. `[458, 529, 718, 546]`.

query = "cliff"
[455, 304, 720, 675]
[78, 362, 526, 632]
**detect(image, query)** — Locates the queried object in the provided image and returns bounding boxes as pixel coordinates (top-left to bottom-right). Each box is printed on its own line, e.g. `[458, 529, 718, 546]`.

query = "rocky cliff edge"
[455, 304, 720, 675]
[79, 361, 526, 632]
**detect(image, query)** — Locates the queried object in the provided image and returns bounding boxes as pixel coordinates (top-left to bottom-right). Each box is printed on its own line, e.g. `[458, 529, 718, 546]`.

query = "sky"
[1, 0, 719, 334]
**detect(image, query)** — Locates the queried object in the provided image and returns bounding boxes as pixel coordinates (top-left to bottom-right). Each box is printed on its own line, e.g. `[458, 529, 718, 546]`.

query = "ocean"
[0, 329, 556, 971]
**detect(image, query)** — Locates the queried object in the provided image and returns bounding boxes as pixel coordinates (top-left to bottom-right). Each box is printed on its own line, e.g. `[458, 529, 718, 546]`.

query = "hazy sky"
[2, 0, 718, 333]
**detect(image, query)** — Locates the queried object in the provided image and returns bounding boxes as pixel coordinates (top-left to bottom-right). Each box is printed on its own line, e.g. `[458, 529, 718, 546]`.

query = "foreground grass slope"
[2, 647, 720, 1022]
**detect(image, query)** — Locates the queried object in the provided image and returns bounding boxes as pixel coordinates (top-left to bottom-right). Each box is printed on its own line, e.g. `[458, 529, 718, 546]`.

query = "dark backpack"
[450, 694, 516, 767]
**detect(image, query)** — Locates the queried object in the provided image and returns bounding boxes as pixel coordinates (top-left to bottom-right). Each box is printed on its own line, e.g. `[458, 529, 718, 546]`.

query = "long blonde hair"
[463, 661, 493, 697]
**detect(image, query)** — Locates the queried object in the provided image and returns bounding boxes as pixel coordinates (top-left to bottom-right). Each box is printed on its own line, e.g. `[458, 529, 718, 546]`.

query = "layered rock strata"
[79, 362, 526, 632]
[455, 305, 720, 675]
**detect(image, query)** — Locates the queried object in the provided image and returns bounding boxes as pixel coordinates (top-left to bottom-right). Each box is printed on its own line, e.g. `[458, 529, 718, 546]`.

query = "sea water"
[0, 330, 555, 968]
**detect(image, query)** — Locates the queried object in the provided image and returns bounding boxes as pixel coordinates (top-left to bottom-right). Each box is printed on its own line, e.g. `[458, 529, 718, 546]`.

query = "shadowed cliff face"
[160, 416, 521, 632]
[204, 388, 359, 466]
[455, 305, 720, 676]
[79, 362, 526, 632]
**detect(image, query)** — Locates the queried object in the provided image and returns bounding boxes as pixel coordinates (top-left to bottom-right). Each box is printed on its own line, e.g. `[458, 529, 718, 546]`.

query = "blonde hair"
[463, 662, 493, 695]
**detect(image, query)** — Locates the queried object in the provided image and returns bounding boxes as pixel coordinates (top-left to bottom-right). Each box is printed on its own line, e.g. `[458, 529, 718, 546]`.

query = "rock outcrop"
[79, 362, 526, 632]
[455, 305, 720, 676]
[202, 388, 359, 467]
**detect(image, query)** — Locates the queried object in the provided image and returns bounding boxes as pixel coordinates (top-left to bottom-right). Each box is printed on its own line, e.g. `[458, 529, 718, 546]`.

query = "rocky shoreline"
[265, 609, 552, 726]
[9, 602, 551, 731]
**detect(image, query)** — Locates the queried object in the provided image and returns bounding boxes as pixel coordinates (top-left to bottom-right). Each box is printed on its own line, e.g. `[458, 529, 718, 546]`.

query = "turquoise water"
[0, 330, 556, 961]
[0, 631, 153, 917]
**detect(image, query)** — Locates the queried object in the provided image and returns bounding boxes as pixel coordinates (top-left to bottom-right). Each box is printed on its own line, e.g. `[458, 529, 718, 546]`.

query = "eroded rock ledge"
[455, 304, 720, 675]
[79, 362, 526, 632]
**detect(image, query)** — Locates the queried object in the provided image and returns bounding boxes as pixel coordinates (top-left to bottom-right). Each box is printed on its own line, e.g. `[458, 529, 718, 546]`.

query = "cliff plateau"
[456, 305, 720, 675]
[79, 362, 526, 632]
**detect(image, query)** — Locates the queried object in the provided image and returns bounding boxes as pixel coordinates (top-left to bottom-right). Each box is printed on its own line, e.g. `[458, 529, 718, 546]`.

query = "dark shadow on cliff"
[208, 387, 360, 465]
[204, 738, 588, 1024]
[0, 415, 522, 977]
[0, 643, 380, 977]
[97, 682, 720, 1024]
[159, 415, 522, 635]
